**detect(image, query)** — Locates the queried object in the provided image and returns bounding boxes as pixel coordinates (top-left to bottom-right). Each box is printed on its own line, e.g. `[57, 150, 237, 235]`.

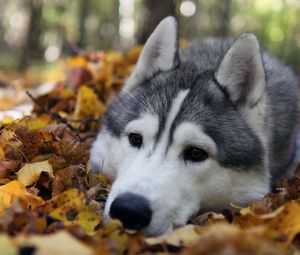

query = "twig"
[75, 117, 99, 134]
[26, 91, 81, 141]
[78, 133, 98, 142]
[26, 91, 100, 143]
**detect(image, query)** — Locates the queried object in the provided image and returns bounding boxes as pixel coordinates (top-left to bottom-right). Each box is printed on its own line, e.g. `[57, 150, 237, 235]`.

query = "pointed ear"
[123, 16, 179, 92]
[215, 33, 265, 107]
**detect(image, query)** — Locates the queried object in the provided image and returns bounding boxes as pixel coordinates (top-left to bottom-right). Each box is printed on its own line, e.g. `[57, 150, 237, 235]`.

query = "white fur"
[91, 91, 270, 236]
[123, 16, 177, 92]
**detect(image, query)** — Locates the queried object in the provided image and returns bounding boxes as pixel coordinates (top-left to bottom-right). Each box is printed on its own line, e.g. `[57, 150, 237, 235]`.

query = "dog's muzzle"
[109, 192, 152, 230]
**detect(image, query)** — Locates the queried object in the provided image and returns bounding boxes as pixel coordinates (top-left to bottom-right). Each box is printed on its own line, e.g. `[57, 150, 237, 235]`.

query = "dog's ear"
[123, 16, 179, 92]
[215, 33, 265, 107]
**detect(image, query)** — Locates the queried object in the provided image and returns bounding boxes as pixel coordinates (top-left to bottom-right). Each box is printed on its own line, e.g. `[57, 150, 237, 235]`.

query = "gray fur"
[103, 38, 299, 186]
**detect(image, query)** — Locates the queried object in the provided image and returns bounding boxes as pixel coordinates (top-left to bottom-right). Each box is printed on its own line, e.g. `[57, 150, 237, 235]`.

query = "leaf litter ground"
[0, 47, 300, 255]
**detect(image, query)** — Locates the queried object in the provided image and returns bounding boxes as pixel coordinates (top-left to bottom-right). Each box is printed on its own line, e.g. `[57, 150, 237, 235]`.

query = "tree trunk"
[215, 0, 231, 37]
[19, 0, 43, 69]
[137, 0, 176, 44]
[77, 0, 90, 48]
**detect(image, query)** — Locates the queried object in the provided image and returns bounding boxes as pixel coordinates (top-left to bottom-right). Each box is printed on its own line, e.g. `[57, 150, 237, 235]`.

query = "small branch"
[26, 91, 100, 143]
[26, 91, 81, 141]
[78, 132, 98, 142]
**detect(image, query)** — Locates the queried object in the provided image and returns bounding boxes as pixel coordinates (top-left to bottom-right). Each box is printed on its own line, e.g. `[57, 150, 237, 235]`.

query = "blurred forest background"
[0, 0, 299, 73]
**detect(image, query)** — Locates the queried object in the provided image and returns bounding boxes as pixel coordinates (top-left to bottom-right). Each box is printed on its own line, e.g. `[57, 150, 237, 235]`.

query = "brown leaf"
[43, 189, 102, 236]
[235, 199, 300, 249]
[17, 160, 54, 187]
[183, 224, 282, 255]
[14, 126, 46, 161]
[52, 165, 86, 197]
[249, 176, 300, 214]
[15, 231, 94, 255]
[73, 86, 105, 120]
[51, 140, 89, 166]
[0, 159, 20, 178]
[69, 67, 93, 89]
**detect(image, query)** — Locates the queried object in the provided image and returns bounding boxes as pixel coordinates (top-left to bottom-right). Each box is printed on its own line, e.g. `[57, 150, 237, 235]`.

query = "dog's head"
[90, 17, 270, 236]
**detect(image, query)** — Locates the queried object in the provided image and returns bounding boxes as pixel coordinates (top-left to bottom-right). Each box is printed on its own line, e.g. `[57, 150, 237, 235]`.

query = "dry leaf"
[235, 199, 300, 249]
[185, 223, 282, 255]
[17, 161, 54, 187]
[43, 189, 102, 235]
[52, 165, 86, 196]
[50, 140, 89, 166]
[15, 231, 94, 255]
[73, 86, 105, 120]
[0, 181, 27, 214]
[0, 181, 43, 215]
[146, 225, 200, 247]
[0, 160, 20, 178]
[0, 146, 4, 161]
[0, 234, 17, 255]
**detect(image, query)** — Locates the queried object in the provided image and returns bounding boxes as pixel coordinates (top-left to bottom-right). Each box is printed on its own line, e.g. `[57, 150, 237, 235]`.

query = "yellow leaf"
[188, 223, 282, 255]
[259, 200, 300, 249]
[0, 117, 14, 126]
[44, 189, 102, 235]
[146, 225, 200, 247]
[0, 129, 15, 142]
[61, 87, 75, 98]
[235, 199, 300, 249]
[0, 234, 17, 255]
[0, 145, 4, 160]
[67, 56, 87, 69]
[17, 115, 52, 130]
[94, 219, 128, 253]
[17, 161, 54, 187]
[73, 86, 105, 120]
[94, 218, 123, 237]
[0, 180, 43, 214]
[15, 231, 94, 255]
[0, 181, 26, 214]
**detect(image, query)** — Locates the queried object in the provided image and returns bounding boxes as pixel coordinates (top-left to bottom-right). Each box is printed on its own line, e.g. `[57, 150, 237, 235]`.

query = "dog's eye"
[128, 133, 143, 148]
[183, 146, 208, 162]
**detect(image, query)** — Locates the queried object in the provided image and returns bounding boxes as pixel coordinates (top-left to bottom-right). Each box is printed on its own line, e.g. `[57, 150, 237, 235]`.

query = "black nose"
[109, 192, 152, 230]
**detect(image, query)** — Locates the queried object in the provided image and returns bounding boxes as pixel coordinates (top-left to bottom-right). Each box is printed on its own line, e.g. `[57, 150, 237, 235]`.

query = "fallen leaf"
[0, 234, 17, 255]
[17, 115, 52, 130]
[52, 165, 86, 196]
[185, 223, 282, 255]
[67, 56, 88, 69]
[0, 198, 41, 234]
[17, 161, 54, 187]
[0, 181, 26, 214]
[94, 219, 128, 254]
[43, 189, 102, 235]
[235, 199, 300, 249]
[0, 146, 4, 160]
[0, 181, 43, 215]
[14, 126, 48, 161]
[69, 67, 93, 89]
[0, 159, 20, 179]
[73, 86, 105, 120]
[15, 231, 94, 255]
[50, 140, 89, 167]
[146, 225, 200, 247]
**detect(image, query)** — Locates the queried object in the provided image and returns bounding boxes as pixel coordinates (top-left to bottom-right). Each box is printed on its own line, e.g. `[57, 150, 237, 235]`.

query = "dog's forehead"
[103, 66, 219, 136]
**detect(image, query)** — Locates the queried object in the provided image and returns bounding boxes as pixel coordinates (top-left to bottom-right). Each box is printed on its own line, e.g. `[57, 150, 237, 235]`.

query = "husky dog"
[90, 17, 299, 236]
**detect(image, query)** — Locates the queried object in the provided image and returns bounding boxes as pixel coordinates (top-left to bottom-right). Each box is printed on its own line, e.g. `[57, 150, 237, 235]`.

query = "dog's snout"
[109, 192, 152, 230]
